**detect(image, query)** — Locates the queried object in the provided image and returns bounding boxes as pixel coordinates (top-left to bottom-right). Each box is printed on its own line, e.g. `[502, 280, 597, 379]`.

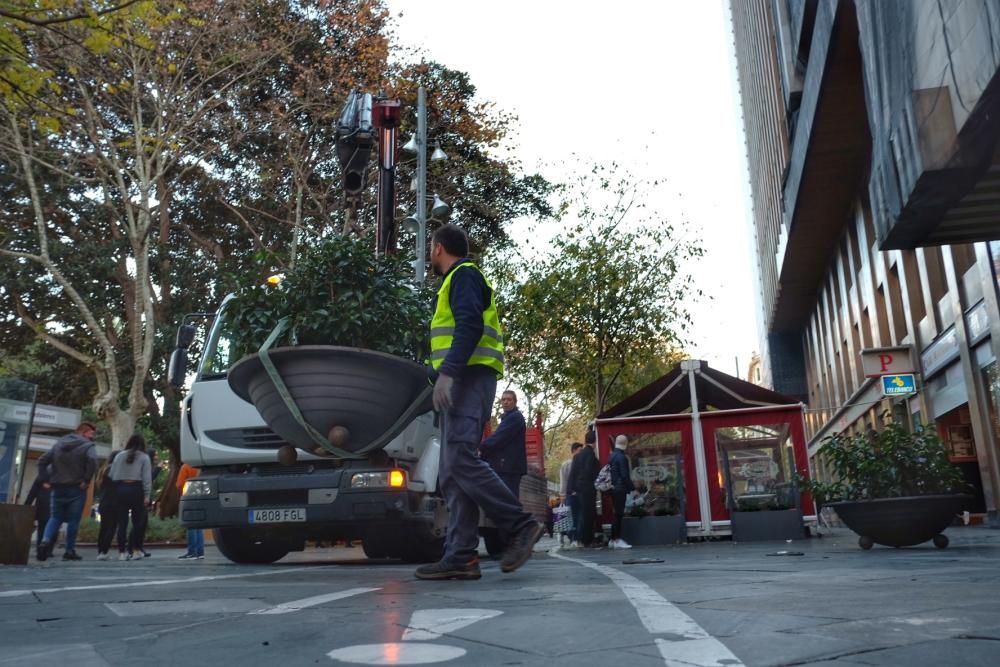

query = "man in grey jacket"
[36, 421, 98, 562]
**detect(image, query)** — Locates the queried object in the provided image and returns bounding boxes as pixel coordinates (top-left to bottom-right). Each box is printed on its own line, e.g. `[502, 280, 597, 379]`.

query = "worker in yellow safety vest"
[415, 223, 543, 581]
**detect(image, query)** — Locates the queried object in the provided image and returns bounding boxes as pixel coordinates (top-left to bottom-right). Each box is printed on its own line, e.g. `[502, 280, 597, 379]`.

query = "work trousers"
[576, 490, 597, 545]
[566, 493, 580, 542]
[438, 367, 534, 564]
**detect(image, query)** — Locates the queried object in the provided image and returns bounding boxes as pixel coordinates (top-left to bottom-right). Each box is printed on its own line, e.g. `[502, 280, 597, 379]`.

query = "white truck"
[168, 295, 449, 564]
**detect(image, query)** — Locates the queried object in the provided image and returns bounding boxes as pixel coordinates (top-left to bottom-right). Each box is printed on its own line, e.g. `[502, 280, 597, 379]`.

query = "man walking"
[609, 434, 636, 549]
[417, 224, 542, 580]
[480, 390, 527, 498]
[559, 442, 583, 546]
[36, 421, 98, 562]
[569, 430, 600, 547]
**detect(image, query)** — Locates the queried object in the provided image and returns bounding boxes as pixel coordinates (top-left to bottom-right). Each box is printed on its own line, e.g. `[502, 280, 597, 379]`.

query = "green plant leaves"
[224, 235, 433, 362]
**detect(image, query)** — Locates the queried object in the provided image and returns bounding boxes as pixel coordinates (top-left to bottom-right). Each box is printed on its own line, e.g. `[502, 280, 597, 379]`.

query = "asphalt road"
[2, 527, 1000, 667]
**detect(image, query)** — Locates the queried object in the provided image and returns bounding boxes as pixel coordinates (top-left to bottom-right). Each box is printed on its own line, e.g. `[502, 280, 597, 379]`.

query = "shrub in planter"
[225, 235, 434, 362]
[800, 421, 971, 549]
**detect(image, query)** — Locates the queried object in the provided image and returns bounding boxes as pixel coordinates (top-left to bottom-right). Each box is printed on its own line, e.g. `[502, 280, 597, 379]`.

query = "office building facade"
[731, 0, 1000, 521]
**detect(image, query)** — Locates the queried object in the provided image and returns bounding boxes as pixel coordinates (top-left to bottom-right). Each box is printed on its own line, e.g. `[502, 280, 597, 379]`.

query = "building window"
[925, 246, 949, 326]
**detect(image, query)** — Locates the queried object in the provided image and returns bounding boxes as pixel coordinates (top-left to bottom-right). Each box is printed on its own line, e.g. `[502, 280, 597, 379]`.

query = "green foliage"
[76, 515, 186, 543]
[224, 235, 433, 362]
[800, 422, 967, 503]
[492, 163, 701, 414]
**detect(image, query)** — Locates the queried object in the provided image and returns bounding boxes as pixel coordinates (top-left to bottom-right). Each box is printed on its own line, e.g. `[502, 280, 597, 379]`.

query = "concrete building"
[731, 0, 1000, 522]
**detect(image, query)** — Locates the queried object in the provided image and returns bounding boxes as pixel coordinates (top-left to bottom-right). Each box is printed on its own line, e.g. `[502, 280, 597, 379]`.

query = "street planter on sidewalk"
[829, 494, 971, 549]
[621, 514, 685, 546]
[730, 507, 805, 542]
[0, 503, 35, 565]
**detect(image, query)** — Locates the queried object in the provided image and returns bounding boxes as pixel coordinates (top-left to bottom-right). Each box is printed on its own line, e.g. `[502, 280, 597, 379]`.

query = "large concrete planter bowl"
[829, 494, 971, 550]
[228, 346, 432, 455]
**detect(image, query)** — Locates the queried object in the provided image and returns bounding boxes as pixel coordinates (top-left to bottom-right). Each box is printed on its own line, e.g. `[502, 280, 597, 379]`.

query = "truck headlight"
[350, 470, 406, 489]
[182, 479, 216, 498]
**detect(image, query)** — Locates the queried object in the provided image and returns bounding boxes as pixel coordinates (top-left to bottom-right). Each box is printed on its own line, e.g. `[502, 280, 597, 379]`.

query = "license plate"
[248, 508, 306, 524]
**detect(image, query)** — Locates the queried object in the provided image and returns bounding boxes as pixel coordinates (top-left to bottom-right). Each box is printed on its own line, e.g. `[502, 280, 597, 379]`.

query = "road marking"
[327, 643, 466, 665]
[0, 567, 315, 598]
[107, 598, 267, 617]
[401, 608, 503, 641]
[250, 587, 379, 615]
[552, 551, 745, 667]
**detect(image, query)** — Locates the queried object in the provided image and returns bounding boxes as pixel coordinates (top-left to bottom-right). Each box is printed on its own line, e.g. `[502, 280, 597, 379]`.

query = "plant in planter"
[225, 235, 433, 362]
[800, 421, 971, 549]
[222, 235, 436, 457]
[621, 480, 686, 546]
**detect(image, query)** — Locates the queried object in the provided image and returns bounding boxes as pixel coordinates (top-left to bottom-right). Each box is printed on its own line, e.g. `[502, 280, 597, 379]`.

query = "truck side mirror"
[175, 324, 197, 349]
[168, 348, 188, 388]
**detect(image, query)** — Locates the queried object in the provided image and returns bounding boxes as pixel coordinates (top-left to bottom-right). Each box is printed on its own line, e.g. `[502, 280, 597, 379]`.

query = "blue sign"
[882, 374, 917, 396]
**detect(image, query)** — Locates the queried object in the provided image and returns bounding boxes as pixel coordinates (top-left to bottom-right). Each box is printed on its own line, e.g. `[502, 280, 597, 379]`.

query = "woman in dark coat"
[568, 430, 600, 547]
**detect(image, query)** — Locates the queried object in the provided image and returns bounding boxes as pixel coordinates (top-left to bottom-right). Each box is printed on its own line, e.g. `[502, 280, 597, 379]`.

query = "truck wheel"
[362, 532, 393, 560]
[214, 527, 290, 564]
[400, 532, 445, 564]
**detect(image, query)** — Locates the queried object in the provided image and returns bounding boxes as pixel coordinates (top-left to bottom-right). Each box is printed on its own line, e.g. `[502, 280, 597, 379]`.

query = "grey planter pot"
[731, 508, 804, 542]
[621, 514, 686, 546]
[829, 494, 972, 549]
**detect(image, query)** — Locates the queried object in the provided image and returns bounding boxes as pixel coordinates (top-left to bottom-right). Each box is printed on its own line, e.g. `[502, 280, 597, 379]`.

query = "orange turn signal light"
[389, 470, 405, 488]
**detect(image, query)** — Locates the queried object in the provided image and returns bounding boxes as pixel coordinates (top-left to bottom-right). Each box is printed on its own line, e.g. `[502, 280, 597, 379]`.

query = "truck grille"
[205, 427, 289, 449]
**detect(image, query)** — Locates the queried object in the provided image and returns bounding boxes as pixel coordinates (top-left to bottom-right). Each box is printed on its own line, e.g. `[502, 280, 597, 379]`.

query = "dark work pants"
[439, 368, 533, 564]
[97, 487, 118, 554]
[114, 483, 144, 554]
[611, 490, 627, 540]
[577, 490, 596, 545]
[566, 494, 580, 542]
[34, 511, 49, 547]
[497, 472, 522, 500]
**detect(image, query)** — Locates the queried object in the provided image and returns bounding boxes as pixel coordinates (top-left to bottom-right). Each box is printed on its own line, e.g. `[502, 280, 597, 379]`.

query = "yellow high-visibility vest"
[429, 262, 505, 377]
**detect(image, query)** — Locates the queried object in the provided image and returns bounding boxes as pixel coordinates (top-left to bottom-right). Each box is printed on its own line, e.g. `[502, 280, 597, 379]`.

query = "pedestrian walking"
[95, 450, 120, 560]
[559, 442, 583, 546]
[415, 224, 542, 581]
[569, 430, 600, 547]
[176, 462, 205, 560]
[609, 434, 636, 549]
[109, 434, 152, 560]
[35, 421, 99, 562]
[23, 475, 51, 549]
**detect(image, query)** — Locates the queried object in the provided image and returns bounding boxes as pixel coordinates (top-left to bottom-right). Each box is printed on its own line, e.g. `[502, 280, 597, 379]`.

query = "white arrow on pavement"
[401, 608, 504, 641]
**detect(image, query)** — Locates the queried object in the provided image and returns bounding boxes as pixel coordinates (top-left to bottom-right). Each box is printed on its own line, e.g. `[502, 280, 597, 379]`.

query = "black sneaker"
[414, 558, 482, 580]
[36, 541, 51, 562]
[62, 550, 83, 561]
[500, 522, 544, 573]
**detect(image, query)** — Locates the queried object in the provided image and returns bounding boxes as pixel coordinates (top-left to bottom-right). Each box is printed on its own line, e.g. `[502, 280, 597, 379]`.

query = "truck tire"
[362, 532, 393, 560]
[400, 527, 445, 564]
[214, 527, 290, 564]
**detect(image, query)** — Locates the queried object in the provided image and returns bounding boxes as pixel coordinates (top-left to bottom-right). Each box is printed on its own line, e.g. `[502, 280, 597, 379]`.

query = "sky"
[387, 0, 761, 379]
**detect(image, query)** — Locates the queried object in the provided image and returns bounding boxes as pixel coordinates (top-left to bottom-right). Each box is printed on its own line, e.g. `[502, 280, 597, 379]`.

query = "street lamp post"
[402, 86, 448, 284]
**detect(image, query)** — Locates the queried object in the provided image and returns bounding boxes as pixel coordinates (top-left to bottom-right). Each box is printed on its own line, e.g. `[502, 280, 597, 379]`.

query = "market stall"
[595, 360, 816, 540]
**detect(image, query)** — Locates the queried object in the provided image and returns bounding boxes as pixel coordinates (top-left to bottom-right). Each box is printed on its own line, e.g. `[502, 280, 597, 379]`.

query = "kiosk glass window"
[715, 423, 796, 511]
[625, 431, 684, 516]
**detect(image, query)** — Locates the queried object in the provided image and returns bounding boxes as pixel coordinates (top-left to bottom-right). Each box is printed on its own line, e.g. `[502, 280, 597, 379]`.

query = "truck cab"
[172, 296, 447, 564]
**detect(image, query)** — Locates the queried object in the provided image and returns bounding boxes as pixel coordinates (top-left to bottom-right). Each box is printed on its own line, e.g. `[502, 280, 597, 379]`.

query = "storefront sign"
[966, 301, 990, 344]
[921, 327, 960, 377]
[861, 346, 916, 377]
[881, 374, 916, 396]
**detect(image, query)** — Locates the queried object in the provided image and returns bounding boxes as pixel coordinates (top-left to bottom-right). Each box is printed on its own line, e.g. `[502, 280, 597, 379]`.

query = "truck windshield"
[200, 303, 239, 379]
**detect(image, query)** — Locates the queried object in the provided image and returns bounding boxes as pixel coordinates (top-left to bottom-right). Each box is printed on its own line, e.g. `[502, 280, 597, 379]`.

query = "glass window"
[200, 314, 238, 378]
[716, 423, 796, 511]
[625, 431, 684, 516]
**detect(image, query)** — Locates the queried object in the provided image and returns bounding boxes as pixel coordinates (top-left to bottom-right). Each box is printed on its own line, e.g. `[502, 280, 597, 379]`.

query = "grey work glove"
[432, 373, 455, 413]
